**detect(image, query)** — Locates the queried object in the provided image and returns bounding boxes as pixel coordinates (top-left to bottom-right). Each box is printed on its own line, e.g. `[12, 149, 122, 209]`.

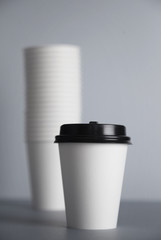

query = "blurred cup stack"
[24, 45, 81, 210]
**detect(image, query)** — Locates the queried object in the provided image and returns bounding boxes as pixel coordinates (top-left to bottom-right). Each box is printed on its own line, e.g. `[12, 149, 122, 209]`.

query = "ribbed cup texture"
[24, 45, 81, 142]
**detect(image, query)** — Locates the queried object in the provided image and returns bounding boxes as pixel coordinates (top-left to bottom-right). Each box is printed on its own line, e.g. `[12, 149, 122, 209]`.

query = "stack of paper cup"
[24, 45, 81, 210]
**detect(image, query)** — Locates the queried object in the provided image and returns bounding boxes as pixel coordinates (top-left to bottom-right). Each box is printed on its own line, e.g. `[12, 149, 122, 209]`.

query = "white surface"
[59, 143, 128, 229]
[1, 201, 161, 240]
[27, 142, 64, 210]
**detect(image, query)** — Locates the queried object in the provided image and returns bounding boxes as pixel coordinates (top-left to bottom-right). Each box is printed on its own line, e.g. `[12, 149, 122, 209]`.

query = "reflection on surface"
[0, 201, 161, 240]
[0, 200, 66, 227]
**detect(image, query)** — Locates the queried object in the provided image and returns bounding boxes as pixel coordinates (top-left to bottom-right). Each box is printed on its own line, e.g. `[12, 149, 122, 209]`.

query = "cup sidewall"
[58, 142, 128, 230]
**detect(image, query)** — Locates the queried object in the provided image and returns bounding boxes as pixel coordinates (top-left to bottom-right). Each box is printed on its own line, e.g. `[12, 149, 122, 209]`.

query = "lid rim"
[54, 122, 131, 144]
[55, 136, 131, 144]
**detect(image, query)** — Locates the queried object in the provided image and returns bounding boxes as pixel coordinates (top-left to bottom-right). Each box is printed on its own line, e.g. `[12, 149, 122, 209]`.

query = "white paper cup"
[26, 103, 81, 110]
[25, 61, 80, 67]
[25, 44, 80, 52]
[26, 107, 81, 114]
[26, 130, 59, 136]
[26, 112, 81, 118]
[26, 92, 81, 99]
[26, 98, 81, 105]
[26, 106, 81, 115]
[26, 79, 80, 85]
[26, 81, 81, 88]
[27, 142, 65, 210]
[26, 121, 80, 129]
[26, 89, 81, 96]
[26, 102, 81, 111]
[26, 94, 81, 100]
[26, 110, 81, 115]
[26, 54, 80, 59]
[25, 70, 81, 78]
[27, 132, 59, 138]
[26, 118, 81, 140]
[24, 44, 82, 212]
[25, 50, 80, 57]
[26, 115, 81, 123]
[26, 80, 80, 86]
[26, 116, 81, 121]
[26, 98, 81, 104]
[25, 45, 80, 74]
[26, 87, 81, 95]
[26, 71, 80, 78]
[26, 76, 81, 82]
[27, 135, 58, 141]
[26, 122, 80, 133]
[26, 121, 78, 131]
[55, 122, 131, 230]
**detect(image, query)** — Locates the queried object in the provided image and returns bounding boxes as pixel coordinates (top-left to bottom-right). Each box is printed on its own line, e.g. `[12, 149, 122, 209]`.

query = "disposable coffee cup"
[55, 122, 131, 230]
[24, 44, 82, 211]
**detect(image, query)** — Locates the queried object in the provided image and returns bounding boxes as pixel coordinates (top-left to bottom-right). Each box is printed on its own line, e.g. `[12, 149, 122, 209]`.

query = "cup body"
[59, 143, 128, 230]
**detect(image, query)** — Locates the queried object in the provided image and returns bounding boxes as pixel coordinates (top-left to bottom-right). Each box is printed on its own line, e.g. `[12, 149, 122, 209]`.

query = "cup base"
[66, 223, 117, 230]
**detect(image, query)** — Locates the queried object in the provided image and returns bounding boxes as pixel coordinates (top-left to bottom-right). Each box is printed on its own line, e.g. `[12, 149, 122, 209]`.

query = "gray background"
[0, 0, 161, 201]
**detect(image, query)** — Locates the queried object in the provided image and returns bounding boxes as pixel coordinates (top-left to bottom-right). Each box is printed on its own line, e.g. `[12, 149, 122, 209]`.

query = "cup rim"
[24, 44, 80, 51]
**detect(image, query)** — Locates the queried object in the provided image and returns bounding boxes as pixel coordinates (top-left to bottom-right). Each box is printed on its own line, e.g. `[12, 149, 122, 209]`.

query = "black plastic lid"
[55, 121, 131, 144]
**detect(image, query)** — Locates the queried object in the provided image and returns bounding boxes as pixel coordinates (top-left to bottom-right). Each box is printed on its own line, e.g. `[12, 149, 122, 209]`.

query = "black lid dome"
[55, 121, 131, 144]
